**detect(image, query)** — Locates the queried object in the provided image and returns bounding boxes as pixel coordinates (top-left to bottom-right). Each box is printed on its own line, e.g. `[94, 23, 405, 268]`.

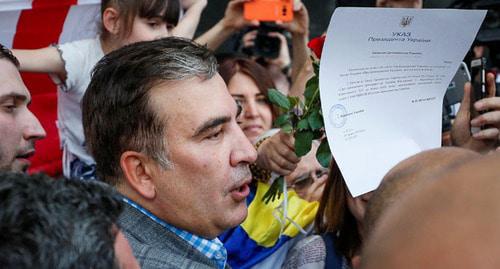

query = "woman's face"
[347, 191, 373, 224]
[227, 72, 273, 142]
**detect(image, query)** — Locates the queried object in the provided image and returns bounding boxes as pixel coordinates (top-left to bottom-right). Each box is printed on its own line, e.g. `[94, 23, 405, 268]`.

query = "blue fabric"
[70, 158, 97, 180]
[245, 183, 257, 206]
[219, 183, 292, 269]
[220, 226, 293, 269]
[321, 232, 345, 269]
[122, 197, 227, 269]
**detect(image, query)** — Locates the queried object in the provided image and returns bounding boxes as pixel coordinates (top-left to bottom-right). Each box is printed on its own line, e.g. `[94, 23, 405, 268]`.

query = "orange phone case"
[244, 0, 293, 22]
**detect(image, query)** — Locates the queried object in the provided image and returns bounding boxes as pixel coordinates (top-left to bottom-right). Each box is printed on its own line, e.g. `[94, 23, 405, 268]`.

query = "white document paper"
[319, 8, 486, 197]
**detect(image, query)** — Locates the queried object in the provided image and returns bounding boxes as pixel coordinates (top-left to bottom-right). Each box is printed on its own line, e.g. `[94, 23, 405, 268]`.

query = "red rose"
[307, 35, 326, 59]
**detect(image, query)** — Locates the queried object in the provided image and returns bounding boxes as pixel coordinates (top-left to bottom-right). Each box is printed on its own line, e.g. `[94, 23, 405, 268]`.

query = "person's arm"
[266, 32, 292, 70]
[195, 0, 258, 51]
[278, 0, 310, 86]
[12, 47, 66, 77]
[171, 0, 207, 39]
[451, 73, 499, 153]
[290, 32, 309, 85]
[288, 57, 313, 98]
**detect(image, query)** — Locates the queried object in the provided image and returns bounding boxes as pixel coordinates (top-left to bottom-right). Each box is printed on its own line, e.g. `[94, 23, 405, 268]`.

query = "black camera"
[241, 23, 284, 59]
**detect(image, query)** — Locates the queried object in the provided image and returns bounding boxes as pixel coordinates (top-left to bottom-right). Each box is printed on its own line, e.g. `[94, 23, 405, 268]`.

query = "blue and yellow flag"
[220, 181, 319, 269]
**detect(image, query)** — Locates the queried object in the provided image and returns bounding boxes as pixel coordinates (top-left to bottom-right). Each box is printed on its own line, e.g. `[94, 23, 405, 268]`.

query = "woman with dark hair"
[283, 159, 373, 269]
[218, 56, 279, 143]
[218, 55, 301, 177]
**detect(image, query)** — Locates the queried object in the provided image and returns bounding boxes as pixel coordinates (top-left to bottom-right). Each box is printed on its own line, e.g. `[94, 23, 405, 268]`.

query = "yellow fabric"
[241, 181, 319, 248]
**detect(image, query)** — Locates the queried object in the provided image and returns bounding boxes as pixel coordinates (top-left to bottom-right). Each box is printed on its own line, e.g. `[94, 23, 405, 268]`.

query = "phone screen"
[470, 57, 487, 103]
[443, 62, 470, 127]
[445, 62, 470, 106]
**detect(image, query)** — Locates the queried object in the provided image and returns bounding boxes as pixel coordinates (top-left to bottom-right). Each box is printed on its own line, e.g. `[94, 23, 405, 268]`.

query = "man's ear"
[102, 7, 121, 35]
[120, 151, 157, 199]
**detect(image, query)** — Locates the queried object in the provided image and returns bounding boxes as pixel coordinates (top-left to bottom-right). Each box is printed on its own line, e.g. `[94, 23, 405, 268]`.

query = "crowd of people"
[1, 0, 500, 268]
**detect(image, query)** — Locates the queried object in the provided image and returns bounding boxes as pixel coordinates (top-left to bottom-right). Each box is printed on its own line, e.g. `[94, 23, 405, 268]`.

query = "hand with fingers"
[276, 0, 309, 36]
[195, 0, 259, 51]
[290, 169, 328, 202]
[265, 32, 292, 69]
[222, 0, 259, 31]
[303, 170, 327, 201]
[241, 29, 258, 49]
[451, 73, 499, 153]
[256, 131, 301, 176]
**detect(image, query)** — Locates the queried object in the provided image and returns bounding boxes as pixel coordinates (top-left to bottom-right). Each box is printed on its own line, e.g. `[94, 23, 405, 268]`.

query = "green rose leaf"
[316, 138, 331, 168]
[308, 109, 323, 130]
[304, 76, 319, 104]
[288, 96, 300, 108]
[313, 61, 320, 76]
[295, 130, 314, 157]
[282, 123, 293, 134]
[268, 89, 291, 110]
[262, 176, 284, 203]
[312, 130, 323, 140]
[297, 118, 310, 130]
[305, 75, 318, 89]
[274, 113, 291, 127]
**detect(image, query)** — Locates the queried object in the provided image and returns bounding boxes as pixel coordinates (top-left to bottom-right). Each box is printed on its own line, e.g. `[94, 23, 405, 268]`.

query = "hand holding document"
[320, 8, 486, 196]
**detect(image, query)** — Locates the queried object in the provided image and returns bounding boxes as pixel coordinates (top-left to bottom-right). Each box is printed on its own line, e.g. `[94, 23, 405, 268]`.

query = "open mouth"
[229, 178, 252, 202]
[16, 151, 35, 160]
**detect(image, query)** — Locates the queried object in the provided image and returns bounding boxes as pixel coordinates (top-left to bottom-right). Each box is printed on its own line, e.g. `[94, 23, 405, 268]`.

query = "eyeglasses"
[287, 168, 329, 191]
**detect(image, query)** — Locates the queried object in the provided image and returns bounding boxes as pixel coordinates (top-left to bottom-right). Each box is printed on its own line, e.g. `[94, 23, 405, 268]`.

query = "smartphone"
[470, 57, 487, 103]
[445, 62, 471, 107]
[244, 0, 293, 22]
[442, 62, 471, 131]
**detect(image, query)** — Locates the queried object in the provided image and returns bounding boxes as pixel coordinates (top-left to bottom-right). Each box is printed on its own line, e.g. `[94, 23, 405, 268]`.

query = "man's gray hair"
[82, 37, 218, 185]
[154, 49, 218, 81]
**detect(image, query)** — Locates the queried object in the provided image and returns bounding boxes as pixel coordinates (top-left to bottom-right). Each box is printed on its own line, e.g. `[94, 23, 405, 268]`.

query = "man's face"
[0, 59, 46, 172]
[149, 74, 257, 238]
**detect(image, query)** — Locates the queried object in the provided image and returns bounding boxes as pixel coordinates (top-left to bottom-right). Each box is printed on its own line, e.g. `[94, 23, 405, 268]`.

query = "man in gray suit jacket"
[82, 37, 257, 269]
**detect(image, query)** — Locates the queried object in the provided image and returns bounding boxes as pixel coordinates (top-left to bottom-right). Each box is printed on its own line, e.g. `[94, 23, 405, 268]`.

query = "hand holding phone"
[450, 68, 498, 153]
[471, 73, 499, 127]
[244, 0, 294, 22]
